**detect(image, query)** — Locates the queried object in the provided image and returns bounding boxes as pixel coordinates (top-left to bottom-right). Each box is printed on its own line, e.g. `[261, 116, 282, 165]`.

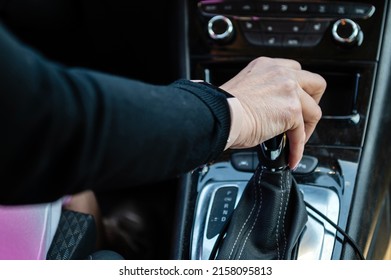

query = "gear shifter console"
[211, 134, 308, 260]
[190, 136, 340, 259]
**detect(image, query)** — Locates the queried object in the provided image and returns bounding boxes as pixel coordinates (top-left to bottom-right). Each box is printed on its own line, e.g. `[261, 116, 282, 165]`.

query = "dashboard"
[173, 0, 391, 260]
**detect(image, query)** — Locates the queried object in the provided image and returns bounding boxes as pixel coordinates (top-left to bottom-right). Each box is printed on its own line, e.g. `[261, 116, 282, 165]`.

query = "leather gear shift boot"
[215, 162, 308, 260]
[213, 134, 308, 260]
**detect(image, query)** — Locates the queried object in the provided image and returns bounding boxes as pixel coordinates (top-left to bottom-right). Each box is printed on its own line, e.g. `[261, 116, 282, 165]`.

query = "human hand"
[220, 56, 326, 169]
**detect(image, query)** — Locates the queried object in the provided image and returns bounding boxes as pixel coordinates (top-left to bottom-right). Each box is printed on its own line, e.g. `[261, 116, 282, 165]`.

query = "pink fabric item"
[0, 200, 62, 260]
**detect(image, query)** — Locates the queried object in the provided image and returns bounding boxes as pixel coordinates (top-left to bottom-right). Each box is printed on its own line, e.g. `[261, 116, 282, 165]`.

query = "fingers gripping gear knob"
[207, 15, 234, 42]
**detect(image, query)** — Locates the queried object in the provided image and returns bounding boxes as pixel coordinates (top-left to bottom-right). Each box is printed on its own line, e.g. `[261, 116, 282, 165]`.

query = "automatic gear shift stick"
[215, 134, 308, 260]
[257, 133, 288, 171]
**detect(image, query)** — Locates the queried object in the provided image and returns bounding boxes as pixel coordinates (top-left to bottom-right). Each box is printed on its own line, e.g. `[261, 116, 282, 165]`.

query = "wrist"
[224, 97, 245, 150]
[190, 80, 241, 150]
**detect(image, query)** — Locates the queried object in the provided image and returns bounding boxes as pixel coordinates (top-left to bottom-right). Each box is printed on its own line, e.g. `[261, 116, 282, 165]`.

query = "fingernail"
[290, 163, 299, 171]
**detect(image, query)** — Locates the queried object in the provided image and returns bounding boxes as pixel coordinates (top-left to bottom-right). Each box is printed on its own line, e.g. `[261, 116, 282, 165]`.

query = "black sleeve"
[0, 23, 231, 205]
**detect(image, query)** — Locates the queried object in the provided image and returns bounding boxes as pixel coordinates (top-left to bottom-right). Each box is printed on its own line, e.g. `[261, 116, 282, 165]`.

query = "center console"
[173, 0, 391, 260]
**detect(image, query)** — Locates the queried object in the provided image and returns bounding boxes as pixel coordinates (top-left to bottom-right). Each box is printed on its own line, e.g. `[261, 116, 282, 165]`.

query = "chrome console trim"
[190, 165, 340, 260]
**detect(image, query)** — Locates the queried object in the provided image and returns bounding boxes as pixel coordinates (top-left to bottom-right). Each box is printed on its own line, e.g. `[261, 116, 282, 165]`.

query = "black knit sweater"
[0, 22, 231, 205]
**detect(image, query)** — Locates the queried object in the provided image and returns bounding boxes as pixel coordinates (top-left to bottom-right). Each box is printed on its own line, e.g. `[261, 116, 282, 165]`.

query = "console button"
[261, 21, 305, 33]
[289, 3, 314, 16]
[293, 155, 319, 174]
[283, 35, 304, 47]
[243, 32, 263, 46]
[297, 3, 309, 13]
[201, 4, 219, 14]
[200, 2, 261, 16]
[314, 4, 329, 15]
[350, 5, 375, 18]
[206, 187, 238, 239]
[220, 3, 235, 14]
[331, 3, 351, 17]
[278, 3, 291, 13]
[259, 2, 272, 13]
[305, 21, 330, 33]
[237, 3, 256, 14]
[252, 154, 319, 173]
[263, 34, 283, 46]
[239, 20, 261, 32]
[231, 152, 255, 171]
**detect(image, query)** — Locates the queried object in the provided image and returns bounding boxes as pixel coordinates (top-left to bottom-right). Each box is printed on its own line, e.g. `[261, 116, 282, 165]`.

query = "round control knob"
[207, 15, 234, 42]
[332, 18, 363, 46]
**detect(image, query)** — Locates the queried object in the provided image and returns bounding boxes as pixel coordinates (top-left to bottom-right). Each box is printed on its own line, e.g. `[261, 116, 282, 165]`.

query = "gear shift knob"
[257, 133, 289, 171]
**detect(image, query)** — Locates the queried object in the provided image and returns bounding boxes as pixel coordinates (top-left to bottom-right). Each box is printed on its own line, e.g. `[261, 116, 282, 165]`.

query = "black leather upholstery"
[215, 166, 308, 260]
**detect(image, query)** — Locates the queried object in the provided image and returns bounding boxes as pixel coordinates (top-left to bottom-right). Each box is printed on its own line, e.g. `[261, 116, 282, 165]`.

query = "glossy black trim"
[344, 0, 391, 259]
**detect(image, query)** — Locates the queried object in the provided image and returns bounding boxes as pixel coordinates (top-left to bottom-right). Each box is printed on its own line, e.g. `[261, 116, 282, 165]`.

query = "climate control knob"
[207, 15, 234, 42]
[332, 18, 363, 46]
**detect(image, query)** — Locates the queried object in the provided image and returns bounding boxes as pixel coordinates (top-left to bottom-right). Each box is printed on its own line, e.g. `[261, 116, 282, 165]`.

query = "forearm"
[0, 24, 231, 204]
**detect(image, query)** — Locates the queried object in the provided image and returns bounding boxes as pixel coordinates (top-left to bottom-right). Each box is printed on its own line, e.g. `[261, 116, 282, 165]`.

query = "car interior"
[1, 0, 391, 260]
